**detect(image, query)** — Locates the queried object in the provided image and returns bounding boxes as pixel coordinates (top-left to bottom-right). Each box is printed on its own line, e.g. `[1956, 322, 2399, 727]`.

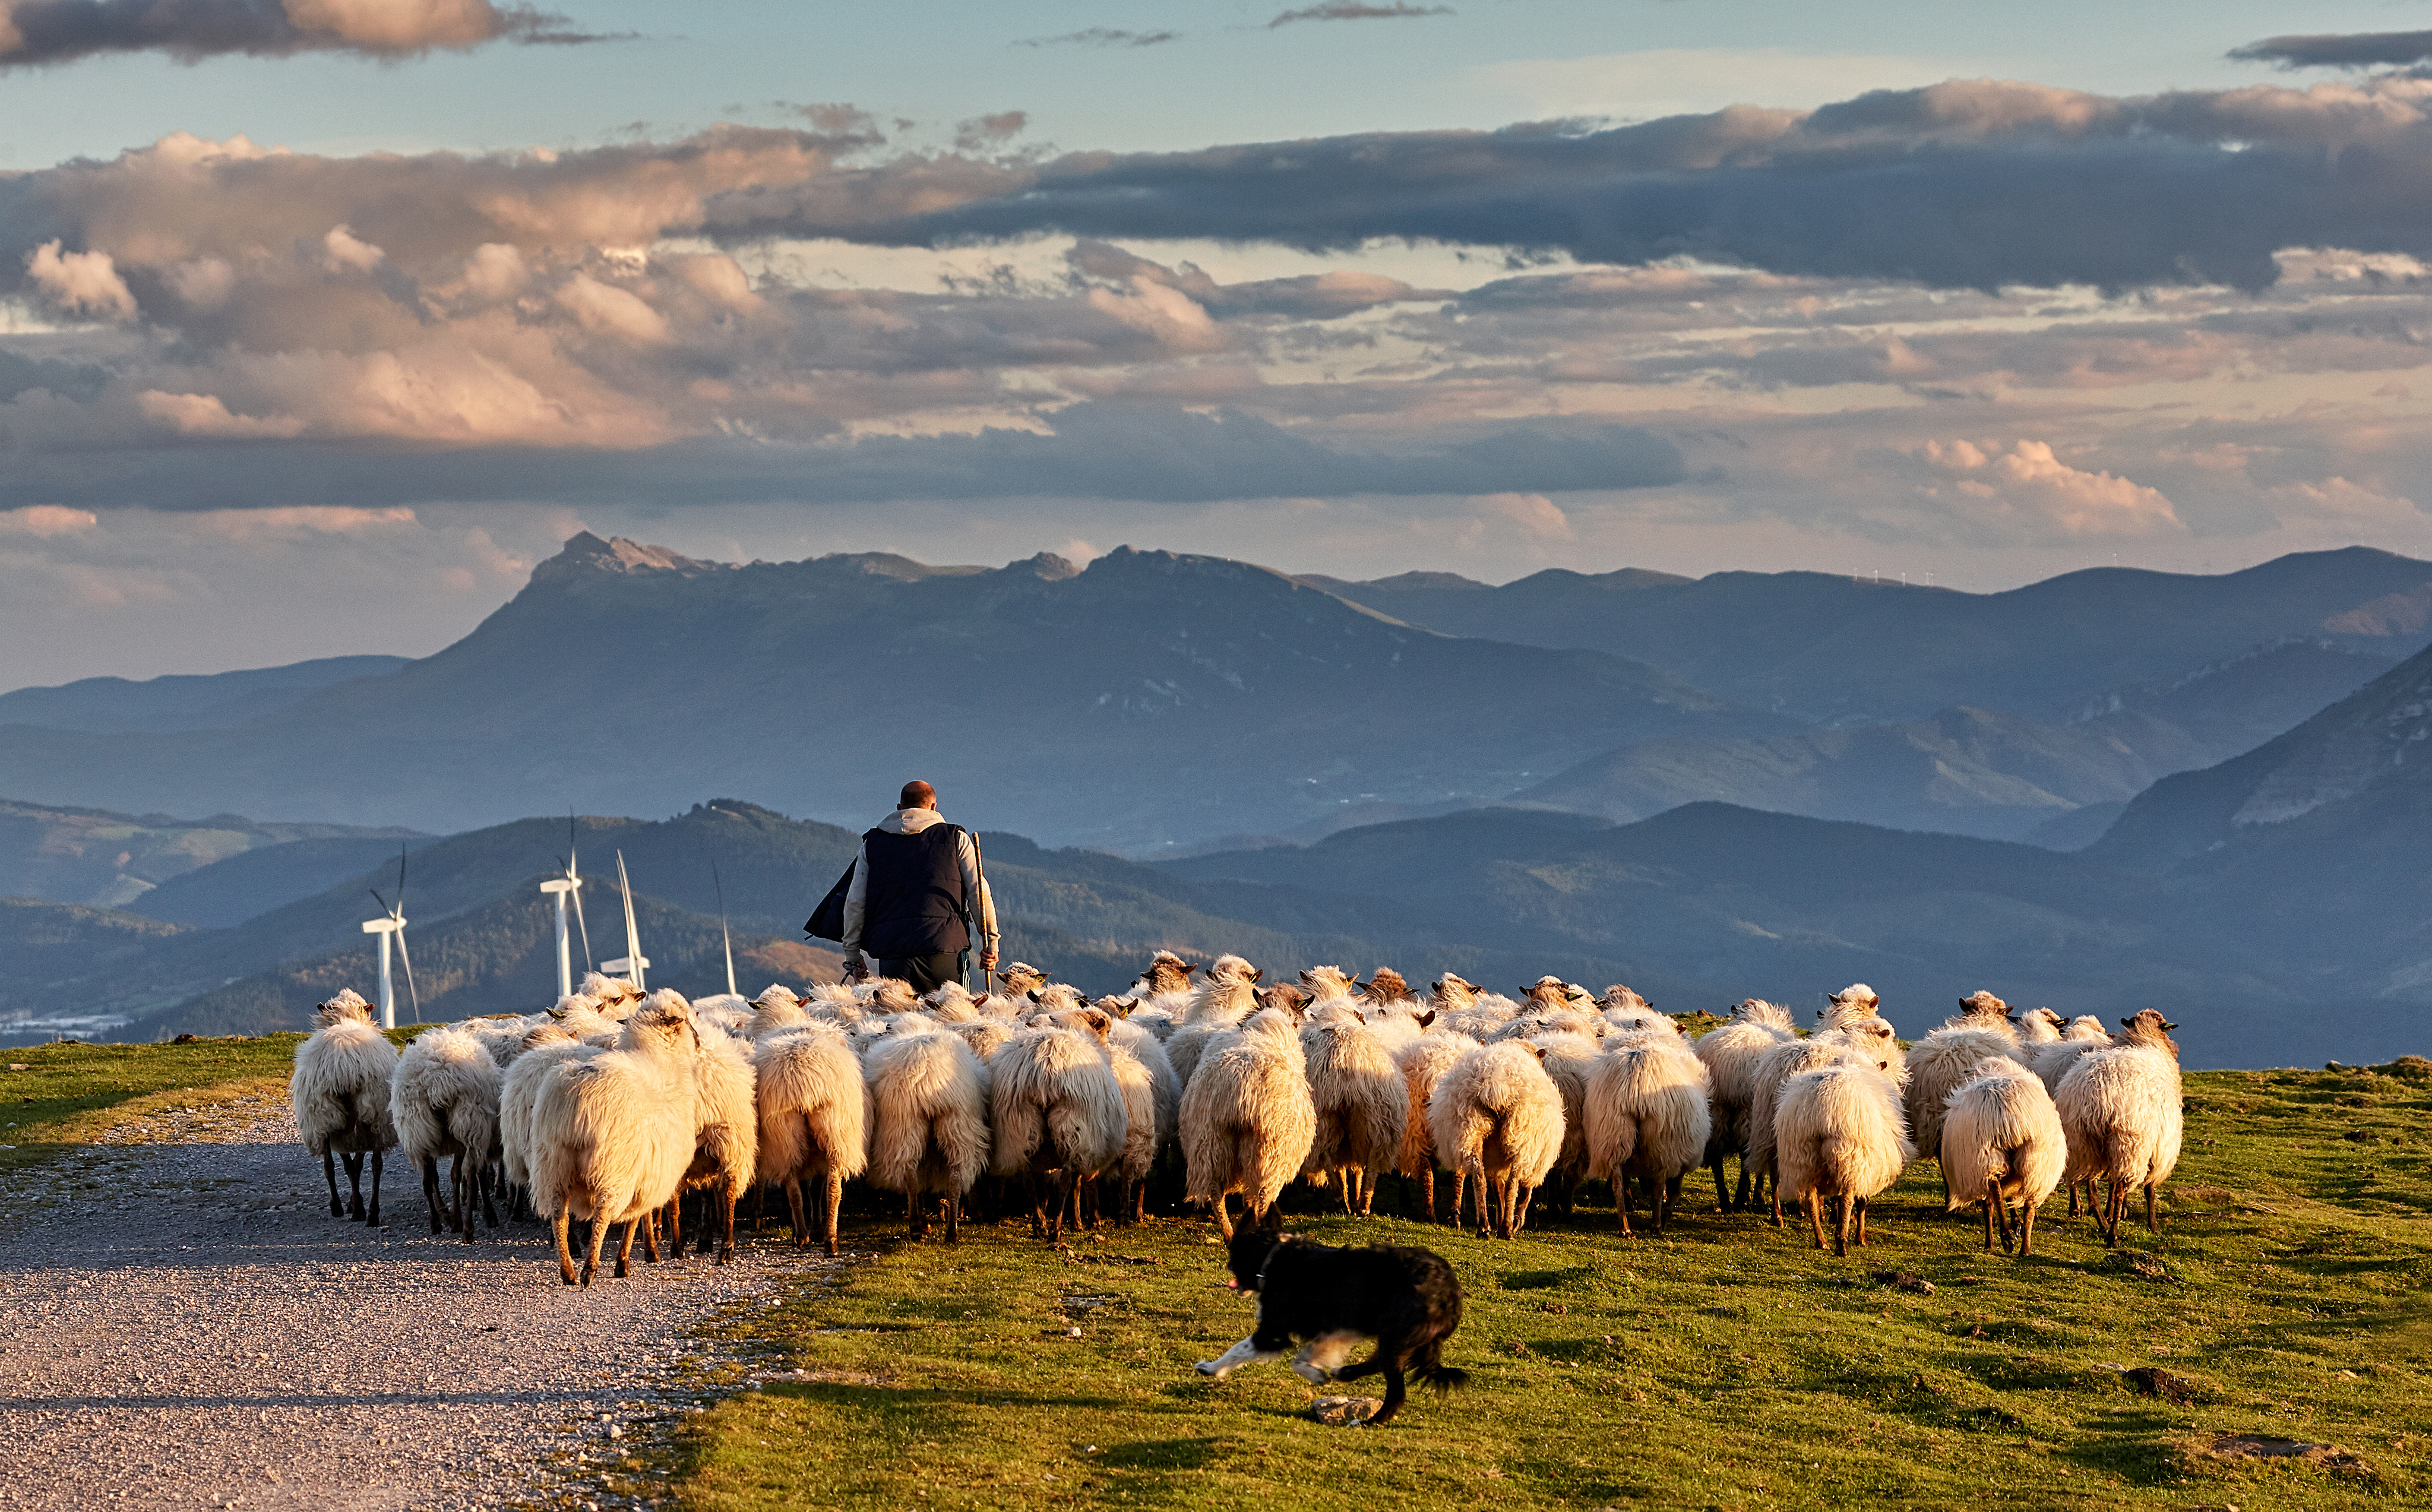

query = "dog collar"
[1253, 1240, 1287, 1294]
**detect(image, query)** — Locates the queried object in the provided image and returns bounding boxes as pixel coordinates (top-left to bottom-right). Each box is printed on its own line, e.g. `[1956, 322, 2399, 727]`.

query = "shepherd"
[809, 780, 999, 993]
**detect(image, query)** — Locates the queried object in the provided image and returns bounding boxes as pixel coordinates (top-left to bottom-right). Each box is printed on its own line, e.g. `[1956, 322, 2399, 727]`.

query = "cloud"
[24, 239, 136, 319]
[1014, 28, 1178, 49]
[2228, 30, 2432, 71]
[795, 75, 2432, 294]
[953, 112, 1027, 153]
[0, 504, 97, 535]
[1269, 2, 1451, 27]
[0, 0, 609, 69]
[1912, 438, 2182, 537]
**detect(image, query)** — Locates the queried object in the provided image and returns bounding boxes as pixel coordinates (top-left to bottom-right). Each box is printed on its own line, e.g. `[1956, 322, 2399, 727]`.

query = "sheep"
[390, 1024, 504, 1242]
[2033, 1015, 2112, 1094]
[466, 1013, 540, 1068]
[580, 972, 647, 1020]
[1298, 1002, 1411, 1217]
[1817, 983, 1881, 1029]
[865, 977, 922, 1014]
[748, 984, 812, 1037]
[862, 1021, 991, 1239]
[1940, 1055, 2066, 1257]
[989, 1007, 1131, 1242]
[1903, 992, 2026, 1200]
[1746, 1016, 1903, 1226]
[500, 1024, 596, 1209]
[1773, 1055, 1915, 1257]
[1123, 950, 1198, 1042]
[2056, 1010, 2184, 1247]
[1583, 1025, 1713, 1235]
[976, 961, 1048, 1018]
[552, 995, 621, 1045]
[1166, 966, 1258, 1096]
[1100, 998, 1182, 1204]
[1429, 973, 1518, 1041]
[752, 1023, 870, 1255]
[1428, 1039, 1565, 1239]
[666, 1022, 757, 1265]
[1394, 1027, 1481, 1224]
[1525, 1029, 1602, 1217]
[1598, 984, 1667, 1037]
[1038, 992, 1167, 1227]
[692, 994, 755, 1038]
[921, 982, 982, 1023]
[1694, 999, 1797, 1211]
[529, 992, 705, 1285]
[2018, 1007, 2066, 1048]
[289, 989, 400, 1225]
[1179, 1007, 1318, 1239]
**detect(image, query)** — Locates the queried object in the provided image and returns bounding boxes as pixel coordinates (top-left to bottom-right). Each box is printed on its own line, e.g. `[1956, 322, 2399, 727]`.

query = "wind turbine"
[539, 821, 593, 1000]
[711, 856, 738, 998]
[361, 846, 421, 1030]
[599, 848, 649, 990]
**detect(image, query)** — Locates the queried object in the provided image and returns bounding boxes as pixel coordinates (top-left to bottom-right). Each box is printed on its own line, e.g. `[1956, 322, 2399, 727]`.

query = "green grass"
[0, 1032, 330, 1173]
[672, 1062, 2432, 1511]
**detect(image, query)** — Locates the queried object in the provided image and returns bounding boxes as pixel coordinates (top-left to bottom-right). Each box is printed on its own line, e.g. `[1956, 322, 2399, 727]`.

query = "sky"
[10, 0, 2432, 688]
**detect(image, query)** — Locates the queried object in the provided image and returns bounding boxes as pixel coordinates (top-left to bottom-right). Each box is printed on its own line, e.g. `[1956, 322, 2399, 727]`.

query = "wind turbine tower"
[539, 841, 590, 1000]
[361, 846, 421, 1030]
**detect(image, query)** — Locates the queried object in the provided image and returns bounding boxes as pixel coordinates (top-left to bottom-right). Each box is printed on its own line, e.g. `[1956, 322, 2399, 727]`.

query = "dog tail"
[1418, 1364, 1469, 1396]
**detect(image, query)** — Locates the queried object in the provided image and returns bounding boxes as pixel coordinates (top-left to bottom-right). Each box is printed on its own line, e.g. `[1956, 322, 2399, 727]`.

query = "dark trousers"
[877, 952, 963, 994]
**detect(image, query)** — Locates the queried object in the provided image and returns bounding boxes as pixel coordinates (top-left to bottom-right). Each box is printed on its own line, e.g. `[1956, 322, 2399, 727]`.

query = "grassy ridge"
[673, 1063, 2432, 1510]
[0, 1034, 314, 1173]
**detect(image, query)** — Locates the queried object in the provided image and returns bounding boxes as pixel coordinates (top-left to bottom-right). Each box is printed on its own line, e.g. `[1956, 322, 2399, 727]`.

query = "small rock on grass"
[1311, 1395, 1382, 1426]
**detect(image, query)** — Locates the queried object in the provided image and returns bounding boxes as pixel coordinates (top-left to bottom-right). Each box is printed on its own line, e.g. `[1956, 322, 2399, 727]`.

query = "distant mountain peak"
[537, 532, 720, 581]
[1015, 551, 1081, 581]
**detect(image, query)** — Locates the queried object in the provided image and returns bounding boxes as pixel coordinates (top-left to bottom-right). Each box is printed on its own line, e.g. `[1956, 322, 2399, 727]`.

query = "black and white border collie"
[1194, 1227, 1467, 1425]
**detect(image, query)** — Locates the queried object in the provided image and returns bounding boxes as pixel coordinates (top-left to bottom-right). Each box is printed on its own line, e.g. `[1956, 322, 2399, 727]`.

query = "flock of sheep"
[286, 952, 2185, 1283]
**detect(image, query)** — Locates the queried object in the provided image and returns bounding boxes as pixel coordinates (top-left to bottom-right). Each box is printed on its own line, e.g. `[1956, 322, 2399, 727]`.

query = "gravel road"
[0, 1091, 842, 1511]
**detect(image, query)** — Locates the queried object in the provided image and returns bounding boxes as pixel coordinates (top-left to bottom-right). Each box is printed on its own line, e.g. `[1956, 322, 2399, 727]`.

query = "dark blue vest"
[859, 823, 970, 959]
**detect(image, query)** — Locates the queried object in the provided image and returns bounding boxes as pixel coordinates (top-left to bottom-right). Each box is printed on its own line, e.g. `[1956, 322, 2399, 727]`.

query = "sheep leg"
[1615, 1177, 1633, 1237]
[823, 1169, 845, 1258]
[615, 1217, 642, 1279]
[945, 1193, 961, 1244]
[1419, 1167, 1435, 1223]
[366, 1150, 382, 1226]
[554, 1203, 580, 1286]
[322, 1151, 344, 1217]
[639, 1210, 660, 1264]
[1769, 1180, 1784, 1229]
[421, 1157, 444, 1234]
[1808, 1194, 1826, 1251]
[783, 1178, 808, 1248]
[716, 1187, 738, 1265]
[339, 1152, 364, 1219]
[1732, 1162, 1751, 1213]
[2145, 1183, 2161, 1235]
[2102, 1179, 2124, 1248]
[907, 1190, 925, 1239]
[454, 1156, 477, 1244]
[1337, 1168, 1354, 1215]
[1834, 1194, 1852, 1258]
[1710, 1154, 1730, 1213]
[1856, 1195, 1870, 1247]
[1213, 1191, 1236, 1242]
[2019, 1198, 2036, 1258]
[751, 1184, 766, 1233]
[1443, 1169, 1463, 1229]
[581, 1199, 613, 1287]
[2067, 1179, 2083, 1218]
[1131, 1177, 1147, 1225]
[481, 1163, 500, 1229]
[1465, 1163, 1491, 1238]
[663, 1195, 684, 1261]
[1027, 1174, 1049, 1240]
[1989, 1177, 2013, 1254]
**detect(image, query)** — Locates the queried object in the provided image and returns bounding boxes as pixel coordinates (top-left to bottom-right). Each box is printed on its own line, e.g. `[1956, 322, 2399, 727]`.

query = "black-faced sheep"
[289, 989, 400, 1225]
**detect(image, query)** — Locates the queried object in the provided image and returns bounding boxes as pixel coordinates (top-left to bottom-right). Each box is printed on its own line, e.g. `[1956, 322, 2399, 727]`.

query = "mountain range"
[4, 536, 2428, 852]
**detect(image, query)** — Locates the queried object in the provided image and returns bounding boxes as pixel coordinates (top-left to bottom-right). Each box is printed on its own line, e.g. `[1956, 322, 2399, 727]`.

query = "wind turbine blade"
[712, 858, 737, 998]
[571, 878, 593, 977]
[396, 843, 407, 912]
[616, 849, 644, 989]
[369, 888, 390, 915]
[396, 926, 422, 1024]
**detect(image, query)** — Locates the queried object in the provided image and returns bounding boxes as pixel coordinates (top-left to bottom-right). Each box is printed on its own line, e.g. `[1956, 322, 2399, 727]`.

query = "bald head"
[899, 780, 937, 811]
